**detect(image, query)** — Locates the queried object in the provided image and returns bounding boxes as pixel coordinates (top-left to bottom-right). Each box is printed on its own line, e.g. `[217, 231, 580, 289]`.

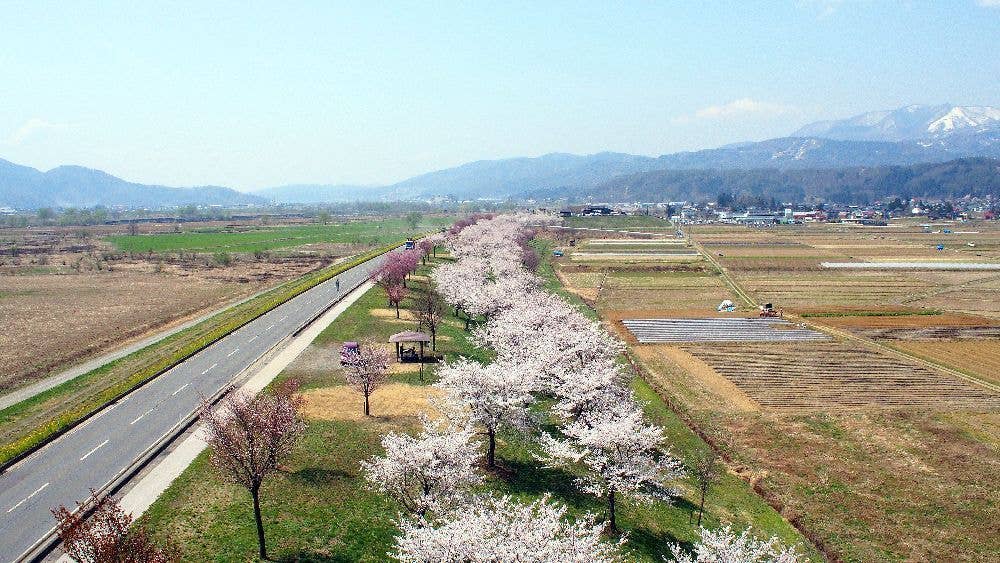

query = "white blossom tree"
[393, 493, 624, 562]
[541, 403, 684, 532]
[360, 415, 481, 518]
[668, 524, 803, 563]
[434, 358, 537, 468]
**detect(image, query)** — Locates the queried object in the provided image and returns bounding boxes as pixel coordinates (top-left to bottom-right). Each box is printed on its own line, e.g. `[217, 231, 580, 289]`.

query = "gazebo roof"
[388, 331, 432, 343]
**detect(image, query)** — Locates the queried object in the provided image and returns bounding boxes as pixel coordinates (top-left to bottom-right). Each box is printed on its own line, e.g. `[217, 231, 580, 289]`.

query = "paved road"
[0, 251, 391, 562]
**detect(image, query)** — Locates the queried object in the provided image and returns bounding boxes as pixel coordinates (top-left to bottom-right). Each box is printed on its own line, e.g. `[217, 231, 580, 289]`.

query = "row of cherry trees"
[51, 214, 800, 562]
[358, 213, 803, 561]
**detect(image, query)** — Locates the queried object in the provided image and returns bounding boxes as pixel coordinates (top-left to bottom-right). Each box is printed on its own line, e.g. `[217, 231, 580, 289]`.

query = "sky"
[1, 1, 998, 190]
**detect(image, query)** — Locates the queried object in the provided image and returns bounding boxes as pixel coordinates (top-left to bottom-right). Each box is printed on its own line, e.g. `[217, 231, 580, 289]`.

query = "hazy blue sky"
[1, 1, 997, 189]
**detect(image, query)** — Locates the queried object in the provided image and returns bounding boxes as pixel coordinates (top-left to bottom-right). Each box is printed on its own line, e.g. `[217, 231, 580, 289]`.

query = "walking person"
[335, 277, 340, 292]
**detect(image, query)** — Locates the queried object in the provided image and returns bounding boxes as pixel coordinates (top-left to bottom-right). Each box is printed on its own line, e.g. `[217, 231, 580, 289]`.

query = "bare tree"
[343, 340, 391, 416]
[415, 288, 446, 350]
[693, 448, 721, 526]
[200, 380, 305, 560]
[52, 491, 176, 563]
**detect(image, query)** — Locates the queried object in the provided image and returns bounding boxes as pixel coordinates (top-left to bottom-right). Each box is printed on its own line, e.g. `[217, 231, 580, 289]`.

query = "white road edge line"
[131, 408, 155, 425]
[80, 440, 109, 461]
[172, 383, 190, 396]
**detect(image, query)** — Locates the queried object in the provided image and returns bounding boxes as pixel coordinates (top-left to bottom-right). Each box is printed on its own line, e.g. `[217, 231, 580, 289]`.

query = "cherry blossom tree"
[435, 358, 537, 468]
[342, 339, 391, 416]
[393, 493, 624, 562]
[541, 403, 684, 532]
[387, 282, 408, 318]
[360, 414, 480, 518]
[668, 524, 803, 563]
[52, 491, 176, 563]
[417, 238, 434, 264]
[200, 380, 305, 560]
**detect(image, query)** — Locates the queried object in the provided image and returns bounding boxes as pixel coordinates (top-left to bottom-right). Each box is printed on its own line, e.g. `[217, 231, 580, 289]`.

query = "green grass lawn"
[107, 218, 452, 254]
[144, 251, 817, 561]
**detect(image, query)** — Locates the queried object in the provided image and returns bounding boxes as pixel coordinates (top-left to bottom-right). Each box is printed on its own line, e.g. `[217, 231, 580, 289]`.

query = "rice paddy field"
[544, 217, 1000, 561]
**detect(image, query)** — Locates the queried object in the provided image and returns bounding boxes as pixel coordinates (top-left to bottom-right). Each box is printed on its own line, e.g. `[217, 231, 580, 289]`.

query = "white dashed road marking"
[80, 440, 109, 461]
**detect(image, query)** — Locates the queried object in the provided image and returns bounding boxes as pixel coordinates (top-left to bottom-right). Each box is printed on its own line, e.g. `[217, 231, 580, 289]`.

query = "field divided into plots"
[687, 342, 1000, 411]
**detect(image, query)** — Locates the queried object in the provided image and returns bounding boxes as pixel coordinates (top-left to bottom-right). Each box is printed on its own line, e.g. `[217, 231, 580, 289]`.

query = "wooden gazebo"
[388, 331, 432, 362]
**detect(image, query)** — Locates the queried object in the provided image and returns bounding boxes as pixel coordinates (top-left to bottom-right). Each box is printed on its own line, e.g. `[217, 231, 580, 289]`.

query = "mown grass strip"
[0, 241, 406, 470]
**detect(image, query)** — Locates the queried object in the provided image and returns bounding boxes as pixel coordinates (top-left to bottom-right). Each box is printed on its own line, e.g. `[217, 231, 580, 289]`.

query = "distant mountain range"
[2, 104, 998, 209]
[531, 157, 1000, 204]
[0, 159, 263, 209]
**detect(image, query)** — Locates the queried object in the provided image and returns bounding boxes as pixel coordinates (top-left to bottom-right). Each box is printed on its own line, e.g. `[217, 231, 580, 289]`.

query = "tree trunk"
[251, 486, 268, 560]
[395, 302, 400, 318]
[486, 428, 496, 468]
[431, 328, 436, 351]
[364, 392, 371, 416]
[607, 487, 617, 533]
[697, 488, 706, 526]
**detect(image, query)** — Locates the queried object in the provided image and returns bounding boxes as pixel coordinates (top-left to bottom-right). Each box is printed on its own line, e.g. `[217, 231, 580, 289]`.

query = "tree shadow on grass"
[498, 458, 595, 509]
[624, 525, 686, 560]
[287, 467, 352, 486]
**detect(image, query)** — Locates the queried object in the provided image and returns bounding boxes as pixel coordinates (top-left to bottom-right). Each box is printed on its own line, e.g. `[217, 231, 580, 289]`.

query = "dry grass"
[713, 409, 1000, 561]
[0, 272, 261, 390]
[892, 339, 1000, 386]
[299, 383, 442, 422]
[369, 308, 417, 321]
[634, 345, 759, 412]
[686, 342, 1000, 411]
[811, 312, 998, 329]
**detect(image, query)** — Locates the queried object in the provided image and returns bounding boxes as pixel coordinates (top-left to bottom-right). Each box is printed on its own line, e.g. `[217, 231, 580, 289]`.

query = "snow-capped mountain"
[792, 104, 1000, 142]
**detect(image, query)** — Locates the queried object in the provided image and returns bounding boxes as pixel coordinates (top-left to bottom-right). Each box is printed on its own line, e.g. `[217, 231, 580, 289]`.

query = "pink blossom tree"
[343, 340, 391, 416]
[386, 282, 408, 318]
[200, 380, 305, 560]
[52, 491, 176, 563]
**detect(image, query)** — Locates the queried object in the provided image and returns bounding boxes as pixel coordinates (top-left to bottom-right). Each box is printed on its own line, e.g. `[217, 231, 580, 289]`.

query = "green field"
[107, 218, 452, 254]
[143, 250, 817, 561]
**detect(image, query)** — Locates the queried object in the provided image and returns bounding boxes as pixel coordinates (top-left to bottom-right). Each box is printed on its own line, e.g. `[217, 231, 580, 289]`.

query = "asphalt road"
[0, 250, 392, 562]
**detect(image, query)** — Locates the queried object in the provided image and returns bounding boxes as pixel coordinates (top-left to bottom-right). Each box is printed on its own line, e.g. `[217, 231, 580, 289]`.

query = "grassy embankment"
[0, 241, 408, 468]
[144, 247, 818, 561]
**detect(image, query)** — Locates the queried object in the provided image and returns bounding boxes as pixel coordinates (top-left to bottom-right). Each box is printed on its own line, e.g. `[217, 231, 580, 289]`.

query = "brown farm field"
[0, 272, 263, 391]
[891, 339, 1000, 387]
[545, 218, 1000, 561]
[0, 216, 441, 395]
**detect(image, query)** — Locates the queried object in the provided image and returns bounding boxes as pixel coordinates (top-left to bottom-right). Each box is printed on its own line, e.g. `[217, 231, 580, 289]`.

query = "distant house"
[582, 205, 613, 216]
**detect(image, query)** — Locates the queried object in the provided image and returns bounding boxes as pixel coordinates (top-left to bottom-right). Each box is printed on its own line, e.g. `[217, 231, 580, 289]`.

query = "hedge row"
[0, 241, 403, 469]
